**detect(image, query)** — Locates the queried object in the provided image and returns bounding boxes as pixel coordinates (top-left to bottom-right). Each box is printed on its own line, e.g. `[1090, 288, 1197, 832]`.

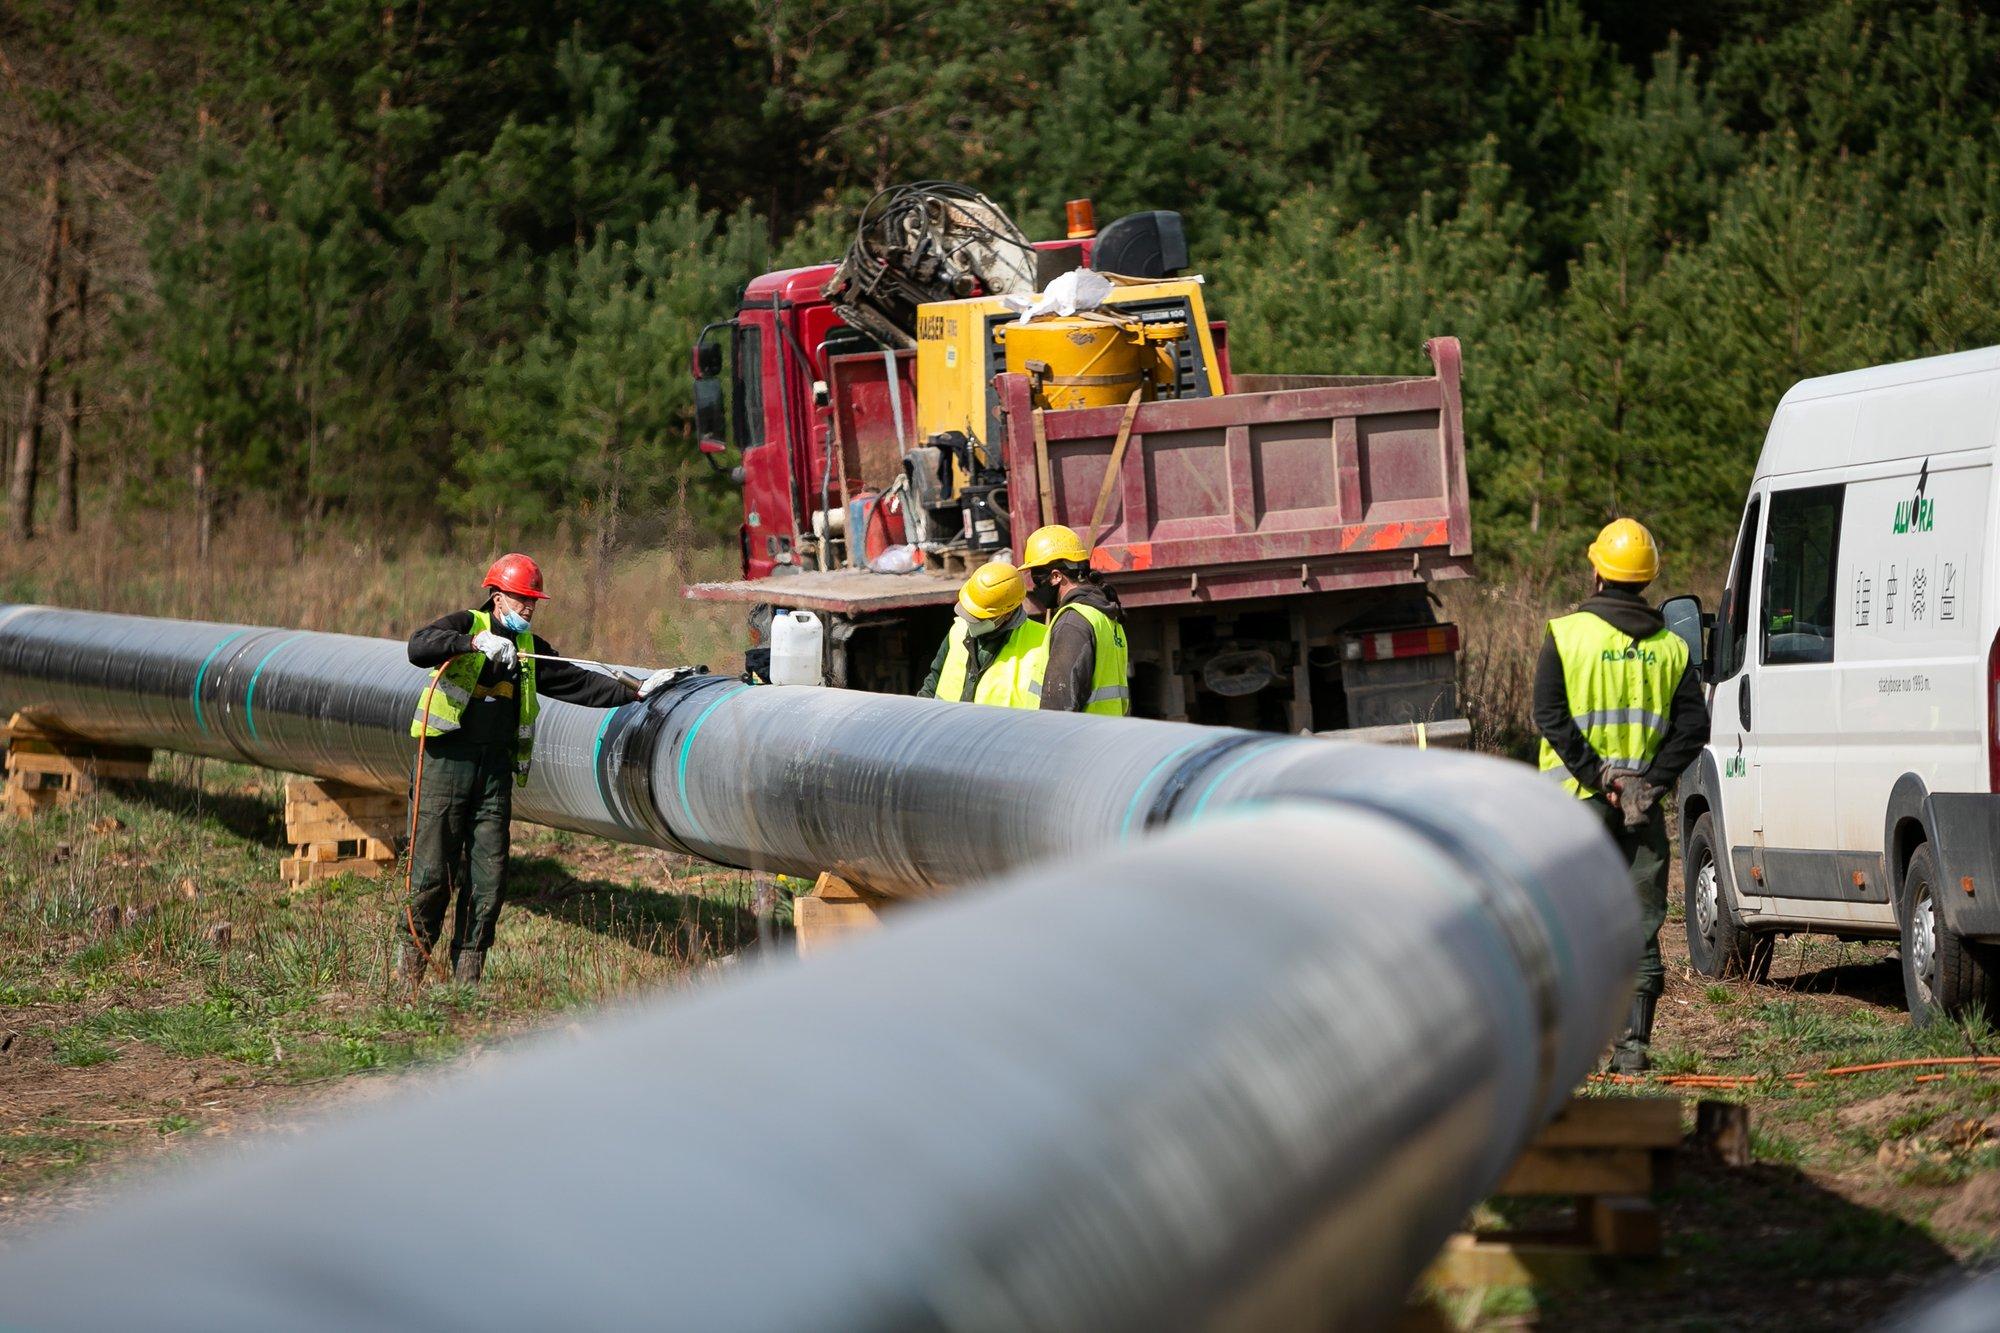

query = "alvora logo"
[1599, 645, 1659, 665]
[1893, 459, 1935, 535]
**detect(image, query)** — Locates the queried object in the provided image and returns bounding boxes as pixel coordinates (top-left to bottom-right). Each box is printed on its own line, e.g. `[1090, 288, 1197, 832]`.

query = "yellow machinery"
[912, 279, 1223, 489]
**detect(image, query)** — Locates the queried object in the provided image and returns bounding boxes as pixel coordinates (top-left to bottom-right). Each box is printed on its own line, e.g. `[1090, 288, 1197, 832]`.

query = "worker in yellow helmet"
[1019, 524, 1130, 716]
[917, 560, 1048, 707]
[1533, 518, 1709, 1073]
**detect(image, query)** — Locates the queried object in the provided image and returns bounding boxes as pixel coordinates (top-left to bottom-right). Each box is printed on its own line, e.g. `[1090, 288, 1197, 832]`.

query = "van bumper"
[1925, 794, 2000, 940]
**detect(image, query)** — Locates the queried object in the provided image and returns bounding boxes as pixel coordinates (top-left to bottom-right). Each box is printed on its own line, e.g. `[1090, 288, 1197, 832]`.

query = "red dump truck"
[686, 193, 1474, 736]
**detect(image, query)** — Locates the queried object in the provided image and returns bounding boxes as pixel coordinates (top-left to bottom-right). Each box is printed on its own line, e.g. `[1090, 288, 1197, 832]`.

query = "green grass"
[0, 757, 767, 1211]
[50, 1027, 118, 1067]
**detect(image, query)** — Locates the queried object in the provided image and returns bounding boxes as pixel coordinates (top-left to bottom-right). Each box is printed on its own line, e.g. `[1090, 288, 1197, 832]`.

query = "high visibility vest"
[935, 617, 1048, 708]
[1536, 610, 1687, 798]
[409, 609, 540, 784]
[1044, 600, 1131, 716]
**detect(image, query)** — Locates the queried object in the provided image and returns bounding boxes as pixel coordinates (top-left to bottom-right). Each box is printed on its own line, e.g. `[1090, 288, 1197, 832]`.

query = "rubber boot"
[453, 949, 486, 985]
[397, 942, 429, 986]
[1611, 993, 1657, 1074]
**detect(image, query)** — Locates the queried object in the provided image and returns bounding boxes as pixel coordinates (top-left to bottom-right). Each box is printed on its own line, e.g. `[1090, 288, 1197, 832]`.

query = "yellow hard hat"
[1588, 518, 1661, 585]
[957, 560, 1027, 620]
[1019, 524, 1090, 570]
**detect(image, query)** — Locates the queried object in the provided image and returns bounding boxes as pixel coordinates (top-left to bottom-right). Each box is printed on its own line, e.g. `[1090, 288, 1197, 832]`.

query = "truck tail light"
[1342, 625, 1461, 663]
[1988, 629, 2000, 792]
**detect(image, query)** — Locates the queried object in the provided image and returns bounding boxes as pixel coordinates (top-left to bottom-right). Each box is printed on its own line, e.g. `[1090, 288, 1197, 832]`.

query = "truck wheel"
[1684, 813, 1753, 977]
[1899, 844, 2000, 1026]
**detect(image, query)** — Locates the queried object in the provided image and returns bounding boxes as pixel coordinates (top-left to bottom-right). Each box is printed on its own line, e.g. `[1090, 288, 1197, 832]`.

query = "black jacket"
[408, 609, 634, 747]
[1038, 582, 1125, 713]
[1532, 588, 1709, 791]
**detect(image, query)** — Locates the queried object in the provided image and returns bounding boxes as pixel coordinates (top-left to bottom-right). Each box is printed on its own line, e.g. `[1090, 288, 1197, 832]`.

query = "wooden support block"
[795, 871, 889, 957]
[1584, 1195, 1662, 1256]
[1422, 1234, 1597, 1290]
[1692, 1099, 1752, 1167]
[1497, 1146, 1654, 1196]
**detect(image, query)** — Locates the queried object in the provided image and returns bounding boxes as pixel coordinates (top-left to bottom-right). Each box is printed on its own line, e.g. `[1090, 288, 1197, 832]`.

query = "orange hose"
[1592, 1055, 2000, 1092]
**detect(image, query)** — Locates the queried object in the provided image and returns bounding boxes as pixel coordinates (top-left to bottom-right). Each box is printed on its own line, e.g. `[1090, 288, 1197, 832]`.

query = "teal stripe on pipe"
[675, 685, 750, 847]
[190, 629, 249, 735]
[589, 706, 620, 811]
[243, 635, 305, 744]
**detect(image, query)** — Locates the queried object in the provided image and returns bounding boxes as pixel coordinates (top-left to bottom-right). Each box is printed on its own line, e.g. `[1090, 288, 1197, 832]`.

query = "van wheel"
[1899, 844, 1999, 1026]
[1684, 813, 1753, 977]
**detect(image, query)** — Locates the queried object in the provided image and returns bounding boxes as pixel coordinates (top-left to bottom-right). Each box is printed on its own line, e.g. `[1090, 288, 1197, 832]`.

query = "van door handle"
[1738, 676, 1752, 731]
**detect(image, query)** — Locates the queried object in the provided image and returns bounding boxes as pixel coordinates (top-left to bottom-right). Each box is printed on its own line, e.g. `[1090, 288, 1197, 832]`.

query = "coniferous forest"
[4, 1, 1998, 568]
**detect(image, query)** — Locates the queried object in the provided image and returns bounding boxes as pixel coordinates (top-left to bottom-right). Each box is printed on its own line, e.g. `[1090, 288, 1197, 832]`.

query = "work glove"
[471, 631, 517, 669]
[639, 666, 696, 700]
[1605, 772, 1661, 831]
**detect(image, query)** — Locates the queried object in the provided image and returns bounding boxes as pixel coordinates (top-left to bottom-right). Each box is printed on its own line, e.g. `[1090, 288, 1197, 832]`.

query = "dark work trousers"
[406, 742, 514, 965]
[1593, 795, 1670, 1001]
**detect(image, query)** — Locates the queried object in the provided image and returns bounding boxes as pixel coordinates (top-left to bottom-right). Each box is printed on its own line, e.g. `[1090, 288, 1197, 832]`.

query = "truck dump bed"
[999, 336, 1472, 609]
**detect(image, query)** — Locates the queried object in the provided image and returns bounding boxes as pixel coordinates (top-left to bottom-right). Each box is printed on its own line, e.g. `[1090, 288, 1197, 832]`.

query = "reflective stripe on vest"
[1045, 601, 1131, 716]
[1535, 610, 1687, 799]
[409, 610, 540, 782]
[936, 617, 1048, 708]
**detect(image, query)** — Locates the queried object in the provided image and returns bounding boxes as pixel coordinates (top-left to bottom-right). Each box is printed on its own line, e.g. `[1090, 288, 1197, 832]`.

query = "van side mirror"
[1660, 594, 1705, 679]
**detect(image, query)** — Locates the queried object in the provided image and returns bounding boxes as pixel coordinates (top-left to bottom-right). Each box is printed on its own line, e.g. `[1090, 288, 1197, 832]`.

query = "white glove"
[471, 631, 517, 669]
[639, 667, 686, 699]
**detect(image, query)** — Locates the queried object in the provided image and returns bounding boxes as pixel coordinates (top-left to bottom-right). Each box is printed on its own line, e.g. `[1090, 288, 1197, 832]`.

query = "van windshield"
[1716, 496, 1761, 679]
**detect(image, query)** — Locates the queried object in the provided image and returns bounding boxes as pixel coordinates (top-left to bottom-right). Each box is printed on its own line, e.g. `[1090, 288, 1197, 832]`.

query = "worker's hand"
[639, 666, 690, 700]
[472, 631, 517, 669]
[1598, 762, 1627, 803]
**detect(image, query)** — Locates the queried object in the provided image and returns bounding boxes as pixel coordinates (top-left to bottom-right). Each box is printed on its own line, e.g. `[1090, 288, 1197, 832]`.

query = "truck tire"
[1684, 813, 1754, 978]
[1899, 843, 2000, 1027]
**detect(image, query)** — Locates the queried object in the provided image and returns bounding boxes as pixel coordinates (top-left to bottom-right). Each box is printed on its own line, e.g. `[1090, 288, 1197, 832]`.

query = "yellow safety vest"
[1044, 601, 1131, 716]
[409, 609, 540, 784]
[1536, 610, 1687, 798]
[936, 617, 1048, 708]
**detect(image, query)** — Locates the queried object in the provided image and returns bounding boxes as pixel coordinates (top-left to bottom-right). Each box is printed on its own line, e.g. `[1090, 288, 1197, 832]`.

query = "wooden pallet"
[793, 871, 889, 957]
[921, 545, 978, 579]
[1422, 1095, 1681, 1290]
[279, 776, 407, 883]
[2, 714, 152, 819]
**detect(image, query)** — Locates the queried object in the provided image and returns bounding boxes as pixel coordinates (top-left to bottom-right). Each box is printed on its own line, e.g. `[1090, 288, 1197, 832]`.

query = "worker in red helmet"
[401, 553, 673, 985]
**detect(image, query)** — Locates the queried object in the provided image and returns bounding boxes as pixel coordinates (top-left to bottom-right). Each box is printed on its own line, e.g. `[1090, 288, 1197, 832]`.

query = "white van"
[1664, 345, 1999, 1024]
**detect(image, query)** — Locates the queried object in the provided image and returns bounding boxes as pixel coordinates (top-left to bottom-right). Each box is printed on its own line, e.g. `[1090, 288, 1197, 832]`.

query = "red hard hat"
[482, 552, 548, 600]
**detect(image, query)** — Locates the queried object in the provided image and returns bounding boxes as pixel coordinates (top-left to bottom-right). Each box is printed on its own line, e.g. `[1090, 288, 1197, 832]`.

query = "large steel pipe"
[0, 802, 1636, 1331]
[0, 603, 1634, 1122]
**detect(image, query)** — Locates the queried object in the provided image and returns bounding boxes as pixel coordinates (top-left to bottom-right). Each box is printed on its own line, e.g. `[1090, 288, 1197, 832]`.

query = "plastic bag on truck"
[1004, 268, 1114, 324]
[869, 544, 922, 574]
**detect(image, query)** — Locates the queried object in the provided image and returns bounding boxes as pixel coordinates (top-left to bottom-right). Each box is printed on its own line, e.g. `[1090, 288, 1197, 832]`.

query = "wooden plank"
[287, 792, 406, 818]
[6, 751, 149, 780]
[1531, 1097, 1682, 1150]
[1496, 1146, 1653, 1197]
[284, 814, 406, 846]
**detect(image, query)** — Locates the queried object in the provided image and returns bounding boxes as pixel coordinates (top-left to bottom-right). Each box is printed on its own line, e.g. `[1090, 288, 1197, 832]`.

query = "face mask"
[497, 610, 531, 635]
[1027, 581, 1057, 612]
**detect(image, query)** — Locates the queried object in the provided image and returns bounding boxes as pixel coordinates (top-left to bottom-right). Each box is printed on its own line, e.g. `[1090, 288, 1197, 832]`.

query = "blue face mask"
[497, 610, 531, 635]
